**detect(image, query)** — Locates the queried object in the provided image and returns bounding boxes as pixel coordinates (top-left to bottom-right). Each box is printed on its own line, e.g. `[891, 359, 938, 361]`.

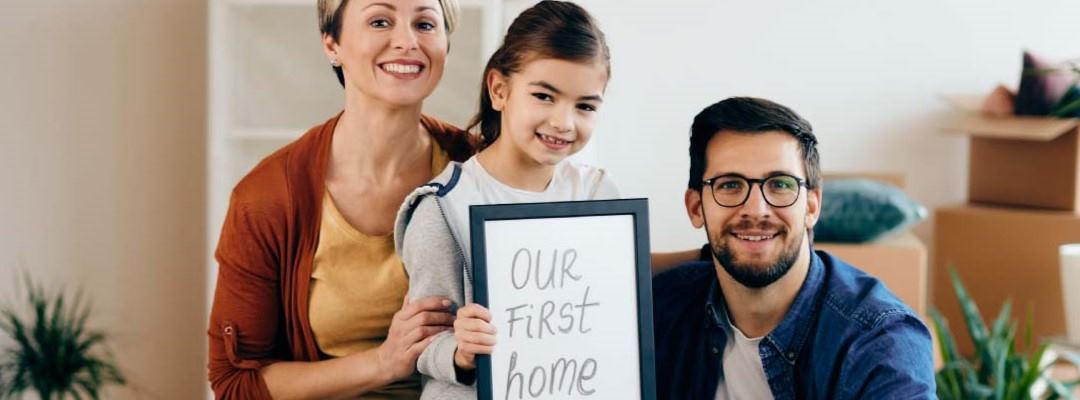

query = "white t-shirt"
[460, 156, 619, 204]
[441, 156, 620, 264]
[715, 315, 773, 400]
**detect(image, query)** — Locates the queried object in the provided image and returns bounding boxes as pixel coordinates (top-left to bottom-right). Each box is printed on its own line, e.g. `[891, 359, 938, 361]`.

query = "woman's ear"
[321, 33, 340, 66]
[486, 69, 509, 112]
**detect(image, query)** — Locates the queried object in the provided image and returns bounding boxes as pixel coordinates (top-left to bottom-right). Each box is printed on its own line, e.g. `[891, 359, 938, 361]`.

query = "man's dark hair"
[687, 96, 820, 191]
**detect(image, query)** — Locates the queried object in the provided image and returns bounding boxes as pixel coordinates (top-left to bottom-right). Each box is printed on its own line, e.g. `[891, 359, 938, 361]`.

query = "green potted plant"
[0, 275, 126, 399]
[932, 269, 1080, 399]
[1026, 57, 1080, 118]
[1049, 59, 1080, 117]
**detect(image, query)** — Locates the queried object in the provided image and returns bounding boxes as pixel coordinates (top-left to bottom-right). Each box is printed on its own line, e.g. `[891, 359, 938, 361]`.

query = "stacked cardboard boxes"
[935, 114, 1080, 356]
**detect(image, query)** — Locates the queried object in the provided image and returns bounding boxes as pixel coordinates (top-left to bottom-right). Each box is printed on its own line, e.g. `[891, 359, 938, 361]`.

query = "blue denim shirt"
[652, 250, 936, 399]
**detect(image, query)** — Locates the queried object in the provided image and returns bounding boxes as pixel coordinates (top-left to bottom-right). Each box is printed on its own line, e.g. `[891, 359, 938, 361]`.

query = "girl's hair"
[317, 0, 460, 87]
[466, 0, 610, 146]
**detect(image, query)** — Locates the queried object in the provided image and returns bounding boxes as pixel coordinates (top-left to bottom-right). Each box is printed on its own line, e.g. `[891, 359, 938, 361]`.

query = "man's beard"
[707, 219, 804, 289]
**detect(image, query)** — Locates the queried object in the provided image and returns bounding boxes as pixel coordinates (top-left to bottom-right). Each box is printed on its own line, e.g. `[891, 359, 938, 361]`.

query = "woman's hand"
[375, 296, 455, 383]
[452, 304, 497, 370]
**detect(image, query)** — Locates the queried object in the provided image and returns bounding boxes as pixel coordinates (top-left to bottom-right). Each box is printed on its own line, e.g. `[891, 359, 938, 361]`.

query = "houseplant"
[0, 275, 125, 399]
[1027, 57, 1080, 118]
[932, 269, 1080, 399]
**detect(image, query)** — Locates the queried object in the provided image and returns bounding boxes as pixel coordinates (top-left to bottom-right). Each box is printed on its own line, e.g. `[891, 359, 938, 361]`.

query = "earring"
[330, 58, 341, 67]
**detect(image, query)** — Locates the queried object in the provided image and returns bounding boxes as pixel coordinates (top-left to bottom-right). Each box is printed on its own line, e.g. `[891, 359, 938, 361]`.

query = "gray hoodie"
[394, 162, 477, 400]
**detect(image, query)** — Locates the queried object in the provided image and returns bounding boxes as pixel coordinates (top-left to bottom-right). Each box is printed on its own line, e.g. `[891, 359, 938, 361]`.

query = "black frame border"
[469, 198, 656, 400]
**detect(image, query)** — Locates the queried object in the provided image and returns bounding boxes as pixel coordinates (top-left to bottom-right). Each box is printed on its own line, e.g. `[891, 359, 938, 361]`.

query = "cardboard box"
[824, 172, 905, 190]
[932, 204, 1080, 356]
[942, 114, 1080, 211]
[817, 232, 928, 315]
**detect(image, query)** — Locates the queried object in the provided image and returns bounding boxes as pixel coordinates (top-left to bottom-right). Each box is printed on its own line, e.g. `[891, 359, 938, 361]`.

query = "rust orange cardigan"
[207, 113, 478, 399]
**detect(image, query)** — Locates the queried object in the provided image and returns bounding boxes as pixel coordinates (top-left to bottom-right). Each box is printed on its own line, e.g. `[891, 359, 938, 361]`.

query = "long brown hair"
[466, 0, 610, 146]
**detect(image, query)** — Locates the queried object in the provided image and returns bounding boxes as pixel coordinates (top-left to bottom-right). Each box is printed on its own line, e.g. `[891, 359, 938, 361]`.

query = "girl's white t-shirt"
[440, 156, 620, 265]
[461, 156, 619, 204]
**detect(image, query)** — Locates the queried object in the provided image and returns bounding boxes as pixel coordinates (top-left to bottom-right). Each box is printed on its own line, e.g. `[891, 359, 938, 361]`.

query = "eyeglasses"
[702, 173, 807, 208]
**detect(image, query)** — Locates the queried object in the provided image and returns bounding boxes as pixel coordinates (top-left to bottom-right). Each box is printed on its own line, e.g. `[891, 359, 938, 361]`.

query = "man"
[653, 97, 935, 399]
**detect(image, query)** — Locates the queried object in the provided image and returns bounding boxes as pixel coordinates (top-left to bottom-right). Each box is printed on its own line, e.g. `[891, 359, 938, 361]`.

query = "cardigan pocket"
[222, 321, 263, 370]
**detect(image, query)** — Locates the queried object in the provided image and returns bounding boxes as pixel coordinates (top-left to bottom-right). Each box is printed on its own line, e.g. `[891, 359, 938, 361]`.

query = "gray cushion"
[814, 179, 927, 243]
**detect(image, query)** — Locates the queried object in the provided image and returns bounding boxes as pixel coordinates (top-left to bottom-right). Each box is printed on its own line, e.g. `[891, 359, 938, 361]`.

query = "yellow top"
[308, 143, 450, 399]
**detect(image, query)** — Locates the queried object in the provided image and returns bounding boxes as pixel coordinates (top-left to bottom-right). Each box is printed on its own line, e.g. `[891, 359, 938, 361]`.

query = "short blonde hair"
[318, 0, 459, 40]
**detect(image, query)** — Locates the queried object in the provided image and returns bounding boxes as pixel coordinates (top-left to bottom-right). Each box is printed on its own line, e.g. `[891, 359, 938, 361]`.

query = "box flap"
[824, 172, 905, 190]
[942, 113, 1080, 141]
[814, 231, 922, 247]
[938, 93, 986, 113]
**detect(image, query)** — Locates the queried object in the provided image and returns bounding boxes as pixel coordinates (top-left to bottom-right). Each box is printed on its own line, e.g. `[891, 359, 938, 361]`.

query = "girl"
[394, 1, 615, 398]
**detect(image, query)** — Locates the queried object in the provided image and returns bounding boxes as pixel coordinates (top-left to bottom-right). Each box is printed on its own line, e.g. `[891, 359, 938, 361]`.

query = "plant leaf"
[1017, 343, 1050, 397]
[0, 274, 126, 399]
[1056, 348, 1080, 368]
[1044, 377, 1076, 400]
[949, 269, 990, 352]
[932, 309, 968, 398]
[1051, 97, 1080, 117]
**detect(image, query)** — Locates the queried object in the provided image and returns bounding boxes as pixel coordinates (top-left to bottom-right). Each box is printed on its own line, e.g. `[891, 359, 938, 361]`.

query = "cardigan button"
[712, 347, 720, 355]
[224, 326, 234, 335]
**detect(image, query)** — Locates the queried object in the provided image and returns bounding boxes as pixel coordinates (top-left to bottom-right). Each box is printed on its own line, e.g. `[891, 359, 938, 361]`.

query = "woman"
[207, 0, 475, 398]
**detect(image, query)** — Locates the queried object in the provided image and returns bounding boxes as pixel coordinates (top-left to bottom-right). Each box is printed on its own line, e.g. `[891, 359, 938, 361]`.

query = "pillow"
[813, 179, 927, 243]
[1015, 50, 1074, 116]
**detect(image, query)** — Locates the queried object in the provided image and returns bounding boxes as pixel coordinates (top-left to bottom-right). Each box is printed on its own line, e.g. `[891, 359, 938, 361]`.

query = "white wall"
[0, 1, 206, 398]
[578, 0, 1080, 250]
[2, 0, 1078, 397]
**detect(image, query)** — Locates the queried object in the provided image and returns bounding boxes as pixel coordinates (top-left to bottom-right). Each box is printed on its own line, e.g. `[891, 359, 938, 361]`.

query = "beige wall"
[1, 1, 207, 398]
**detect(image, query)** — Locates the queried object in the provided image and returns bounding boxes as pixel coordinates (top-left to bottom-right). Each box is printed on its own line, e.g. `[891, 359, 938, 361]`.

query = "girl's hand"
[453, 304, 497, 370]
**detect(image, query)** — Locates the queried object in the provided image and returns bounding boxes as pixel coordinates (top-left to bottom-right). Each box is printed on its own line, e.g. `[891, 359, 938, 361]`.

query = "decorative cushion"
[814, 179, 927, 243]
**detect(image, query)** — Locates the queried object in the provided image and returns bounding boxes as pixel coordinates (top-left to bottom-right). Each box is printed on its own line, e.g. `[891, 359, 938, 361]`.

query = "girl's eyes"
[531, 93, 554, 102]
[530, 93, 599, 112]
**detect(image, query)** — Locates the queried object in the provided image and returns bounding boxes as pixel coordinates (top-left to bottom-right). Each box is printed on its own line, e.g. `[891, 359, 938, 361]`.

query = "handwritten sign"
[470, 199, 656, 400]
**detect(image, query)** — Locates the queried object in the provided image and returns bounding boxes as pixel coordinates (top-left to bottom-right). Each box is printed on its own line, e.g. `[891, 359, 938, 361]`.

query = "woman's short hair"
[318, 0, 459, 40]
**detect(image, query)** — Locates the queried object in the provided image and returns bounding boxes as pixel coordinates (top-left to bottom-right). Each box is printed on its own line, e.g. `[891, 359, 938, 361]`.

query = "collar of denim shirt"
[704, 248, 826, 365]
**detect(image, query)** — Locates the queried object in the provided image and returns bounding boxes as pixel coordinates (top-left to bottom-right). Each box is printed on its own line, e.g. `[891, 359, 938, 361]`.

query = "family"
[207, 1, 936, 398]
